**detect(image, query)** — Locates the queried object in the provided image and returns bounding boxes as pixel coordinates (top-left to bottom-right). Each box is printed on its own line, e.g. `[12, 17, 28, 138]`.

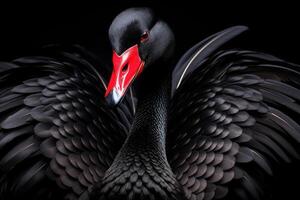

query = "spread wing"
[0, 46, 135, 200]
[168, 48, 300, 200]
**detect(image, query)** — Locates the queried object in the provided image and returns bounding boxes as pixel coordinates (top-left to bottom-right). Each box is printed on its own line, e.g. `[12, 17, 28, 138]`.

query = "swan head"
[105, 7, 175, 106]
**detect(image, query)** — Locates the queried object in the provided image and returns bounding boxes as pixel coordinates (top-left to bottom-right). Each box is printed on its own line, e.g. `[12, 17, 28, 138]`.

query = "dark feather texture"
[1, 27, 300, 200]
[171, 26, 248, 96]
[168, 50, 300, 200]
[0, 46, 135, 200]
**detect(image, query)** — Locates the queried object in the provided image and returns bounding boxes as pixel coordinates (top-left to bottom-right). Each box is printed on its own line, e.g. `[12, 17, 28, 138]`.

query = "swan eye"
[140, 32, 149, 43]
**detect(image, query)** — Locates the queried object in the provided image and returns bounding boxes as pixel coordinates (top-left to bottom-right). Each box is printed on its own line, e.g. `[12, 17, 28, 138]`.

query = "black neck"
[95, 62, 182, 199]
[98, 63, 184, 200]
[124, 62, 171, 156]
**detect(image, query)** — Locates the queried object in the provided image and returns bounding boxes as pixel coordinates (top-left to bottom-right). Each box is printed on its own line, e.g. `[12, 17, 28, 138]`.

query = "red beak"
[105, 44, 144, 106]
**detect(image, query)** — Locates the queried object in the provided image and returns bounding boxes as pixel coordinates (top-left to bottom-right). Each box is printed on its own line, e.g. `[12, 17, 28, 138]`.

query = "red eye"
[140, 32, 149, 43]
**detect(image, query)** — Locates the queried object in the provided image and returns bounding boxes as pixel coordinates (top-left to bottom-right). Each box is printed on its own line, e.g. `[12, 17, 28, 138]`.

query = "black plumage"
[0, 7, 300, 200]
[168, 50, 300, 200]
[0, 46, 135, 200]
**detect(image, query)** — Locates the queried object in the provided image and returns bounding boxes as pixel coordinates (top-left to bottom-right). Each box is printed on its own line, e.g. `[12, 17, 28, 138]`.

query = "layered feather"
[0, 46, 135, 200]
[168, 50, 300, 200]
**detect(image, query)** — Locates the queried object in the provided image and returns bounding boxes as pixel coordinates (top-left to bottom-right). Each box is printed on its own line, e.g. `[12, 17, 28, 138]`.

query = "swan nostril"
[122, 64, 129, 72]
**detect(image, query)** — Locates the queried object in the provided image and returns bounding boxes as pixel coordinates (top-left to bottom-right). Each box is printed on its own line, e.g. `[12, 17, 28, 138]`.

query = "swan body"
[0, 7, 300, 200]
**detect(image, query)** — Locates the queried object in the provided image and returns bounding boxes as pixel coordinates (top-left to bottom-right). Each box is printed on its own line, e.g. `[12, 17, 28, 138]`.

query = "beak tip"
[105, 89, 122, 107]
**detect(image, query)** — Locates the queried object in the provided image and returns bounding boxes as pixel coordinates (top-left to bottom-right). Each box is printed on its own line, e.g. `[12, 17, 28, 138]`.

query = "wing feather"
[0, 46, 135, 199]
[168, 49, 300, 200]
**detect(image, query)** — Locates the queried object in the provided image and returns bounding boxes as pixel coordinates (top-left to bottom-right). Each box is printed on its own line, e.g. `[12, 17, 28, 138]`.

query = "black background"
[1, 1, 300, 63]
[0, 1, 299, 199]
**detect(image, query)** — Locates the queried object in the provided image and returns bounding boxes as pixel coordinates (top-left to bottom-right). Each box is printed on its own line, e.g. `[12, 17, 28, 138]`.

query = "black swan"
[0, 7, 300, 200]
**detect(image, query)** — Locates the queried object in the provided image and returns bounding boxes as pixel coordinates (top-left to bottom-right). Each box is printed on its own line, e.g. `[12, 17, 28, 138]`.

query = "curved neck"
[97, 62, 180, 199]
[130, 79, 169, 146]
[99, 63, 183, 200]
[124, 62, 171, 155]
